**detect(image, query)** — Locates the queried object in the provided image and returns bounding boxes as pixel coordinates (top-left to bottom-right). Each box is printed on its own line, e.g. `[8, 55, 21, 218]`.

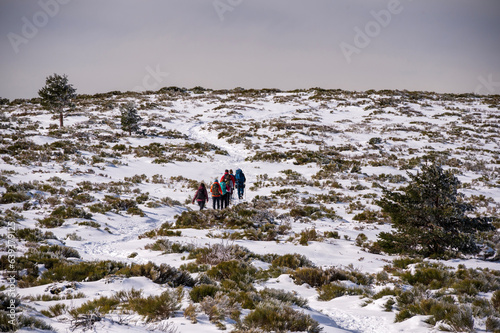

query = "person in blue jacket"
[234, 168, 246, 199]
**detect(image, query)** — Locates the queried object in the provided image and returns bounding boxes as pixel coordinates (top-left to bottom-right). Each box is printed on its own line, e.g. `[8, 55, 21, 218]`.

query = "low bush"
[259, 288, 308, 308]
[0, 311, 54, 332]
[240, 300, 321, 333]
[14, 228, 56, 242]
[317, 282, 366, 301]
[206, 260, 257, 287]
[292, 267, 329, 287]
[271, 253, 314, 270]
[69, 296, 119, 317]
[128, 288, 183, 323]
[200, 292, 241, 327]
[190, 284, 220, 303]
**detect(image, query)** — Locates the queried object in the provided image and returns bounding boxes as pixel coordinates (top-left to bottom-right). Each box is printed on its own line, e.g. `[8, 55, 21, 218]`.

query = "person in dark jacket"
[210, 179, 222, 209]
[228, 169, 236, 201]
[235, 168, 246, 199]
[192, 183, 208, 210]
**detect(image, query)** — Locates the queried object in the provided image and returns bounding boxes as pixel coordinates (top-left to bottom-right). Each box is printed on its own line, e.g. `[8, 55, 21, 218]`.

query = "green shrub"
[206, 260, 257, 287]
[37, 216, 65, 228]
[190, 284, 220, 303]
[199, 292, 241, 326]
[299, 228, 320, 245]
[241, 300, 321, 333]
[50, 205, 92, 219]
[373, 287, 399, 300]
[128, 288, 183, 323]
[259, 288, 308, 308]
[492, 290, 500, 312]
[400, 263, 452, 289]
[324, 231, 340, 239]
[117, 262, 195, 287]
[317, 282, 365, 301]
[14, 228, 56, 242]
[0, 312, 54, 332]
[392, 257, 423, 269]
[271, 253, 314, 270]
[355, 233, 368, 247]
[486, 316, 500, 332]
[292, 267, 328, 287]
[395, 308, 413, 322]
[69, 296, 120, 317]
[183, 303, 198, 324]
[41, 303, 68, 317]
[0, 191, 30, 203]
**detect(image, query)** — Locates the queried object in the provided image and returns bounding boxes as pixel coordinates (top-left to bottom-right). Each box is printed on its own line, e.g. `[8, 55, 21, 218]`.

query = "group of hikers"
[191, 168, 246, 210]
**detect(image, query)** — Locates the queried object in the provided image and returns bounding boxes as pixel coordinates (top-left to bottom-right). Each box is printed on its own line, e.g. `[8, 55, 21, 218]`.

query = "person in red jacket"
[221, 169, 236, 202]
[192, 183, 208, 210]
[210, 179, 222, 210]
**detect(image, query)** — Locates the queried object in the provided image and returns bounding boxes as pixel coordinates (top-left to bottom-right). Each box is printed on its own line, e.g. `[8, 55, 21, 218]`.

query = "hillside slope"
[1, 88, 499, 332]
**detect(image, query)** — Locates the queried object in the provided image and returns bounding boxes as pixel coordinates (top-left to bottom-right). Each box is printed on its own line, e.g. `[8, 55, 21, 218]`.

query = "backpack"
[235, 169, 245, 186]
[211, 183, 221, 196]
[224, 174, 231, 187]
[197, 188, 207, 200]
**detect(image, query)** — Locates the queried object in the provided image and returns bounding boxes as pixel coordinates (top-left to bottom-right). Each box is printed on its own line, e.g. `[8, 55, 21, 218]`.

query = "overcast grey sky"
[1, 0, 499, 99]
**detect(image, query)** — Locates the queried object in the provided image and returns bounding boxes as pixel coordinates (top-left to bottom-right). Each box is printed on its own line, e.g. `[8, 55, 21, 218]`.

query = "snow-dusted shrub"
[292, 267, 329, 287]
[28, 244, 80, 259]
[128, 288, 183, 323]
[14, 227, 56, 242]
[271, 253, 314, 271]
[206, 260, 257, 287]
[41, 303, 68, 317]
[190, 243, 250, 265]
[118, 262, 194, 287]
[399, 262, 452, 289]
[259, 288, 308, 308]
[199, 292, 241, 326]
[36, 216, 64, 228]
[492, 290, 500, 312]
[0, 312, 55, 332]
[183, 303, 198, 323]
[0, 191, 30, 204]
[190, 284, 220, 303]
[113, 288, 143, 302]
[486, 316, 500, 332]
[240, 299, 321, 333]
[317, 282, 366, 301]
[69, 296, 119, 317]
[145, 239, 192, 253]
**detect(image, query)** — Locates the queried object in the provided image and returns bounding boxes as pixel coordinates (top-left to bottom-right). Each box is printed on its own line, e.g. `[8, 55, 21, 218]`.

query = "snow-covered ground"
[1, 89, 499, 332]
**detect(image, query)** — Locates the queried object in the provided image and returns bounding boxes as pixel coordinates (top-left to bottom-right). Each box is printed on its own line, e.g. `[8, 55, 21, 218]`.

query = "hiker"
[228, 169, 236, 200]
[235, 168, 246, 199]
[220, 178, 228, 209]
[221, 169, 234, 203]
[210, 178, 222, 210]
[192, 183, 208, 210]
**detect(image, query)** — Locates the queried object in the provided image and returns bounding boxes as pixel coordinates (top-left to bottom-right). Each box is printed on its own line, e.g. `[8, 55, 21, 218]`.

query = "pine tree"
[120, 102, 141, 135]
[376, 164, 493, 257]
[38, 74, 77, 128]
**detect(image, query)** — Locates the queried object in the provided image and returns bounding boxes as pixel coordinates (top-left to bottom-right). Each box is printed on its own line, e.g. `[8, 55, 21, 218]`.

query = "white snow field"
[0, 88, 499, 332]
